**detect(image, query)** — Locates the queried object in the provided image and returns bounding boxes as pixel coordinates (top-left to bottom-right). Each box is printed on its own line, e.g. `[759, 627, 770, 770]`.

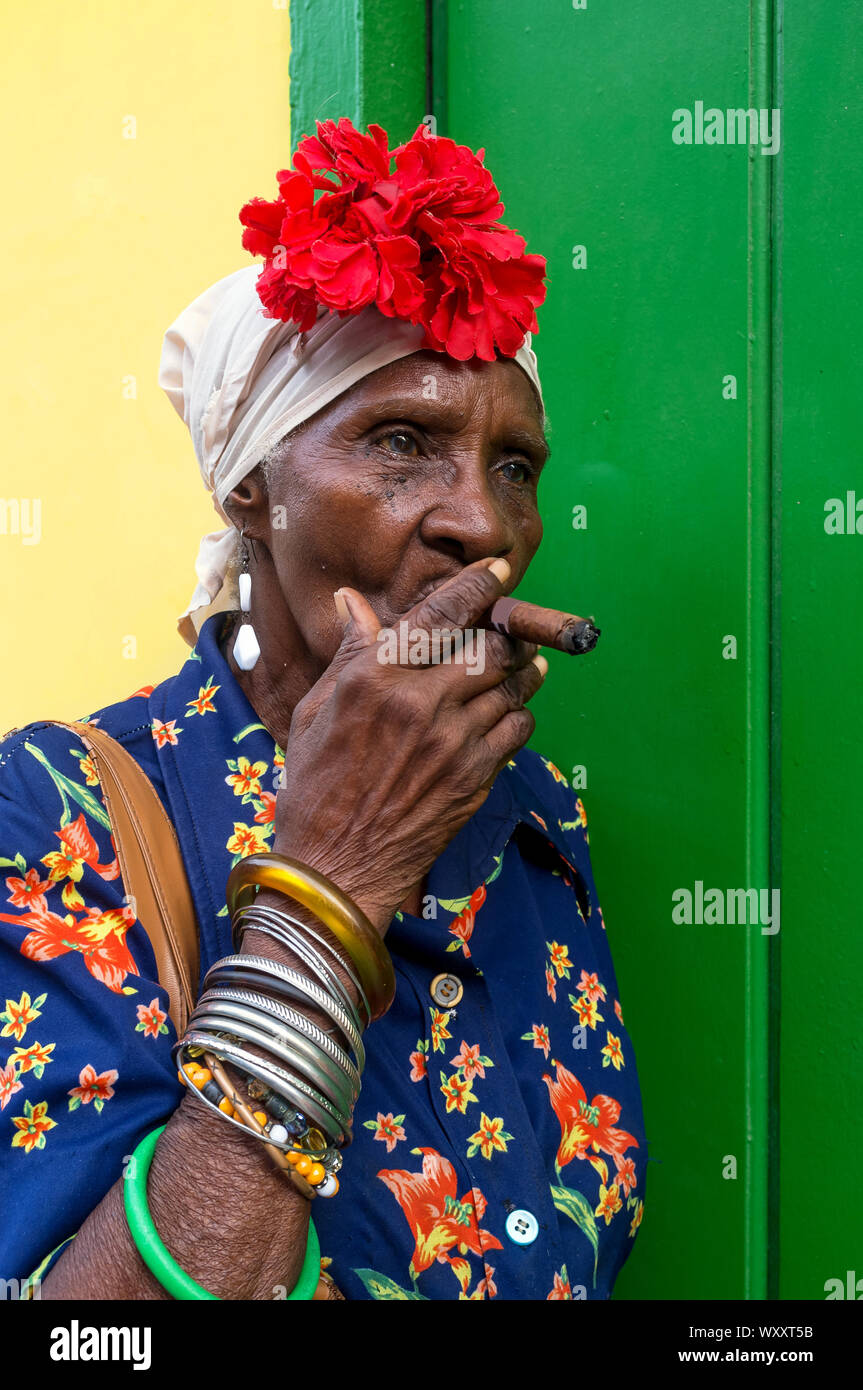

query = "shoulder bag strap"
[45, 720, 199, 1035]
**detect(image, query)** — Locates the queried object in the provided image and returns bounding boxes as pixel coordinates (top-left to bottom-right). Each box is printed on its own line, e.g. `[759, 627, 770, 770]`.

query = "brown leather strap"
[45, 721, 199, 1035]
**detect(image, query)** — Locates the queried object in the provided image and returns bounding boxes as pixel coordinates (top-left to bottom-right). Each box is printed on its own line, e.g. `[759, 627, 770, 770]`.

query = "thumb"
[333, 587, 383, 651]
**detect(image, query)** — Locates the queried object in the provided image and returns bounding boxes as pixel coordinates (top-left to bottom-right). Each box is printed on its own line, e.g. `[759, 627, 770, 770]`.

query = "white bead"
[232, 622, 261, 671]
[317, 1173, 339, 1198]
[268, 1123, 289, 1144]
[238, 570, 252, 613]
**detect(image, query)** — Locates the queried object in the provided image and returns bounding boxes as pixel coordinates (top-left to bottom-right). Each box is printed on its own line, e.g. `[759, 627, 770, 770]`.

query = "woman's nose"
[419, 465, 517, 563]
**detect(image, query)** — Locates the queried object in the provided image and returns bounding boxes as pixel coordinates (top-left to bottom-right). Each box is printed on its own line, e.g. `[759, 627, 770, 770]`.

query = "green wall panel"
[289, 0, 862, 1299]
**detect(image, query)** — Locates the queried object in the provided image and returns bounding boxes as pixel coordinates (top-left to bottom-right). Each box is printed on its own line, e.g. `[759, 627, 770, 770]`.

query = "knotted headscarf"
[158, 263, 545, 645]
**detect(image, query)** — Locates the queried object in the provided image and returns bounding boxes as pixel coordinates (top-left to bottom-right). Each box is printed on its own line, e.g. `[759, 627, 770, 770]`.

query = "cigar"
[486, 596, 601, 655]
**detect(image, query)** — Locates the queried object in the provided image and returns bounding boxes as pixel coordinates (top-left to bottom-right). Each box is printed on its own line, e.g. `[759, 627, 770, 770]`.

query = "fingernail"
[531, 654, 549, 679]
[333, 589, 350, 624]
[487, 558, 511, 584]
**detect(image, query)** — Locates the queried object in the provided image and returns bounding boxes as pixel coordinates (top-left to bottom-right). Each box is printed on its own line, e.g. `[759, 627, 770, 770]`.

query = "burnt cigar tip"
[563, 619, 601, 655]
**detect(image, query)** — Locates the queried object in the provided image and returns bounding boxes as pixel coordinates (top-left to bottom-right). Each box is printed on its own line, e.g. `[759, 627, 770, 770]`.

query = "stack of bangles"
[123, 853, 395, 1300]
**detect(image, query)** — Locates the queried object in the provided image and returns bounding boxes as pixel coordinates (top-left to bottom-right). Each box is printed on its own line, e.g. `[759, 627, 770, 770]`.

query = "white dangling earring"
[232, 529, 261, 671]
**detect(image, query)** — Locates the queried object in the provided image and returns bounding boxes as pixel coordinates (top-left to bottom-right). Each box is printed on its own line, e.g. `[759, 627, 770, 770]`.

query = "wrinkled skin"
[223, 348, 551, 931]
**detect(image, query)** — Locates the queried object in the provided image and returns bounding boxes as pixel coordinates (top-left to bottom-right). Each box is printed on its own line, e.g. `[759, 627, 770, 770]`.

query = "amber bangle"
[226, 853, 395, 1022]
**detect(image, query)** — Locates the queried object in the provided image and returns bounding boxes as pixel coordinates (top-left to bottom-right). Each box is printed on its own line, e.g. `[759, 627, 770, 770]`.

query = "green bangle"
[123, 1124, 321, 1300]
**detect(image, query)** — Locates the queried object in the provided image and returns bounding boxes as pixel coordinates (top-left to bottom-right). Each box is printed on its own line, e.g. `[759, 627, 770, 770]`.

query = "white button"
[505, 1209, 539, 1245]
[430, 973, 463, 1008]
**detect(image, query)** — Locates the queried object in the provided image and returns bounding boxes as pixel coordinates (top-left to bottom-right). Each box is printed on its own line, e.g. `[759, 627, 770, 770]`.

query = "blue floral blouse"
[0, 613, 647, 1300]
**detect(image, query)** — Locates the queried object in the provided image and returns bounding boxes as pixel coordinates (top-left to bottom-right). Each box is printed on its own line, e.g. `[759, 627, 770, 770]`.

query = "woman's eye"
[500, 460, 533, 484]
[378, 431, 419, 456]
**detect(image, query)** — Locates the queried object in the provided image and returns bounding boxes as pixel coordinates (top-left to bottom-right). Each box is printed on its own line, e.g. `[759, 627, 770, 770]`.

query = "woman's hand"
[272, 558, 547, 934]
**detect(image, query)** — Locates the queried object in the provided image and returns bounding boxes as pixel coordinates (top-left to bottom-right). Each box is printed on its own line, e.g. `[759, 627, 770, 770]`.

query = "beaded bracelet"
[123, 1124, 321, 1298]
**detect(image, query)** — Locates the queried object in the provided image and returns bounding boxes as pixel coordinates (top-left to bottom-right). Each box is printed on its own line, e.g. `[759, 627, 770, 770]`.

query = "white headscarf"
[159, 264, 545, 645]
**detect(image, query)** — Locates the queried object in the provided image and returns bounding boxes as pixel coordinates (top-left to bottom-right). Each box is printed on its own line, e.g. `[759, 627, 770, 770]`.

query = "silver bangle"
[178, 1028, 351, 1146]
[197, 985, 362, 1093]
[233, 902, 372, 1029]
[190, 1002, 358, 1117]
[234, 903, 365, 1034]
[173, 1041, 339, 1168]
[204, 954, 365, 1069]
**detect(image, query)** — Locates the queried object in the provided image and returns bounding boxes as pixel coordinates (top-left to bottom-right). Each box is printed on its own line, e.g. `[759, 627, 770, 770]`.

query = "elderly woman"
[0, 120, 646, 1301]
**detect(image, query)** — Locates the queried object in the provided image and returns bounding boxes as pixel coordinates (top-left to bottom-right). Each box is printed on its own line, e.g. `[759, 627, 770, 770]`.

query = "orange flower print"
[9, 1041, 54, 1078]
[77, 753, 100, 786]
[614, 998, 624, 1025]
[225, 823, 272, 859]
[363, 1112, 406, 1153]
[0, 990, 45, 1041]
[576, 970, 607, 1003]
[253, 792, 276, 825]
[466, 1113, 513, 1161]
[547, 1265, 572, 1300]
[465, 1263, 498, 1300]
[545, 965, 557, 1003]
[377, 1147, 503, 1280]
[186, 677, 220, 717]
[540, 757, 569, 785]
[136, 997, 168, 1040]
[440, 1070, 478, 1115]
[11, 1098, 56, 1153]
[547, 940, 572, 980]
[601, 1031, 624, 1070]
[574, 797, 588, 829]
[429, 1008, 452, 1054]
[614, 1155, 638, 1198]
[596, 1183, 623, 1226]
[446, 883, 486, 958]
[40, 812, 119, 909]
[68, 1064, 118, 1113]
[5, 900, 139, 995]
[629, 1199, 644, 1238]
[151, 718, 182, 748]
[0, 1062, 23, 1111]
[520, 1023, 550, 1059]
[5, 869, 50, 910]
[542, 1059, 639, 1170]
[409, 1040, 428, 1082]
[225, 758, 267, 798]
[570, 994, 603, 1030]
[530, 811, 548, 831]
[450, 1040, 492, 1082]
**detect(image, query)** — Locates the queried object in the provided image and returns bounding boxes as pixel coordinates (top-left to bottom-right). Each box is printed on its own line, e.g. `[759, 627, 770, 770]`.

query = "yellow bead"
[294, 1155, 312, 1177]
[218, 1097, 234, 1116]
[190, 1068, 212, 1090]
[253, 1110, 268, 1127]
[285, 1149, 301, 1166]
[177, 1069, 187, 1086]
[304, 1128, 326, 1153]
[306, 1163, 326, 1186]
[186, 1046, 206, 1058]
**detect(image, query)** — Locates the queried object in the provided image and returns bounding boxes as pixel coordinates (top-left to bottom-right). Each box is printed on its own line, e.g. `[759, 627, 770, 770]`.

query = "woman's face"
[233, 348, 549, 668]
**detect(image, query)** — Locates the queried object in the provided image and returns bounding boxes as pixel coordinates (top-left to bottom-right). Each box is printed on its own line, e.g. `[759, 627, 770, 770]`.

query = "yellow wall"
[1, 1, 291, 731]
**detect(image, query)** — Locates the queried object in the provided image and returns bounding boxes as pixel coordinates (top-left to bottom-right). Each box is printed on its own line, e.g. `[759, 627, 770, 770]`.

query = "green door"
[289, 0, 863, 1300]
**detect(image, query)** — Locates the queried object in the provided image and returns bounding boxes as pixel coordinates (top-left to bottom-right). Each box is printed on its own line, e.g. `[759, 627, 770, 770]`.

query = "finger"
[290, 587, 385, 731]
[404, 556, 512, 636]
[477, 706, 537, 781]
[461, 653, 548, 734]
[420, 628, 540, 700]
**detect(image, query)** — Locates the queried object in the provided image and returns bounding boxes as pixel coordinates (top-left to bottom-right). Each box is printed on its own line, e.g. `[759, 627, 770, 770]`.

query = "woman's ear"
[222, 464, 268, 536]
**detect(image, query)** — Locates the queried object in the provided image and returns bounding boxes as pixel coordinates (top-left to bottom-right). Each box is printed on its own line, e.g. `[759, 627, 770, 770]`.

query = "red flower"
[239, 119, 547, 362]
[378, 1147, 502, 1278]
[542, 1059, 639, 1170]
